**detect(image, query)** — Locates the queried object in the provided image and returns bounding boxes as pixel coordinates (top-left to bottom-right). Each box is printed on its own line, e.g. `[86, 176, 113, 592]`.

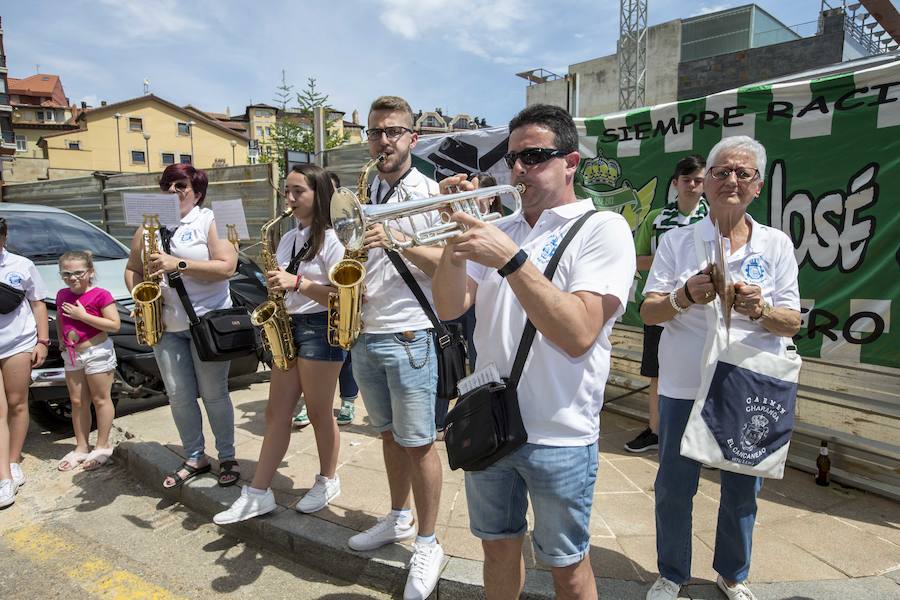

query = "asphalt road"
[0, 417, 390, 600]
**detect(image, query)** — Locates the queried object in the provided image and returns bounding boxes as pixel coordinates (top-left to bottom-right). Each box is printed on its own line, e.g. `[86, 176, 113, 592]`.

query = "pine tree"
[272, 70, 294, 111]
[296, 78, 328, 115]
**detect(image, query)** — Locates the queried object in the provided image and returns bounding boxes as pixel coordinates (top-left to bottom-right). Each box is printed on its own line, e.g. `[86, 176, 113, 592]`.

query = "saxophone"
[250, 208, 297, 370]
[326, 154, 383, 349]
[131, 214, 165, 347]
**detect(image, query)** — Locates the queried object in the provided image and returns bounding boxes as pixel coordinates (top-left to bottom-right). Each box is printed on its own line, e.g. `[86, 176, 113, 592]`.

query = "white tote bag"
[679, 227, 802, 479]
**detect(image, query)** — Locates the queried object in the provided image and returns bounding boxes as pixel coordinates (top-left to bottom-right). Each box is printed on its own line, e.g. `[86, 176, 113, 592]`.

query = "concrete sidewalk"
[112, 373, 900, 599]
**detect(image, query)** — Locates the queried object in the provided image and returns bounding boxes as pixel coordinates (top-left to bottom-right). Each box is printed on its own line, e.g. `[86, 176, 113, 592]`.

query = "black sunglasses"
[160, 181, 190, 193]
[504, 147, 568, 169]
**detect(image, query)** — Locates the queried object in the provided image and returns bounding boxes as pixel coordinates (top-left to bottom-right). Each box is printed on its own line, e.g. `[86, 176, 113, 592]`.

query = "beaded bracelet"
[669, 289, 688, 313]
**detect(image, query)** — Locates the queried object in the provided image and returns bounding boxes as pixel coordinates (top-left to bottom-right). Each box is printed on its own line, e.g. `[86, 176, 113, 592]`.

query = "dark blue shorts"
[291, 312, 347, 362]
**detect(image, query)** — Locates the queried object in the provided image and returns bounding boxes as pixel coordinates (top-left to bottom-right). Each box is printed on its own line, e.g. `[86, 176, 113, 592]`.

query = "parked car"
[0, 203, 268, 426]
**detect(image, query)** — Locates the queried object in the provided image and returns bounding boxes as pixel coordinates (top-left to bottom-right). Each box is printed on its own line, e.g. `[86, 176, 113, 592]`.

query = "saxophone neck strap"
[159, 226, 200, 326]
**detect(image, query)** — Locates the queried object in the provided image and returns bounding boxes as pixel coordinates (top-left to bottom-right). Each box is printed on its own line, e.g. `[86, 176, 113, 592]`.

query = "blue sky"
[3, 1, 828, 127]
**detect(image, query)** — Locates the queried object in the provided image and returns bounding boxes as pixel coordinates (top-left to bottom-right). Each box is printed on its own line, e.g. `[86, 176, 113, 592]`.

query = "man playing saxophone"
[215, 164, 347, 524]
[344, 95, 446, 600]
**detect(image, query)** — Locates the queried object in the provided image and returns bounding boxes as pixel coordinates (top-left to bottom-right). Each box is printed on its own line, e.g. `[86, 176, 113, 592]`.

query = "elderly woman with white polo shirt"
[640, 136, 801, 600]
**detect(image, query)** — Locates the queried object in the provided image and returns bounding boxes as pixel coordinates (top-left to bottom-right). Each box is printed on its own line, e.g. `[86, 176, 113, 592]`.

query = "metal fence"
[1, 163, 280, 263]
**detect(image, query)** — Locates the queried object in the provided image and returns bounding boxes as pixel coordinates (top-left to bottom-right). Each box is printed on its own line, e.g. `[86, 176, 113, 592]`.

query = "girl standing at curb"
[56, 250, 120, 472]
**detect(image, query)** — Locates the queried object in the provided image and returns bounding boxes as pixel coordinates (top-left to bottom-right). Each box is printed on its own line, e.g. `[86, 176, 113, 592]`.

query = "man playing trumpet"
[432, 105, 636, 600]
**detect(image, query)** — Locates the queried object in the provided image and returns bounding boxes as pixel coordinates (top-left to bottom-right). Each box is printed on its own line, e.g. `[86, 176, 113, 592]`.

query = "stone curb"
[113, 434, 900, 600]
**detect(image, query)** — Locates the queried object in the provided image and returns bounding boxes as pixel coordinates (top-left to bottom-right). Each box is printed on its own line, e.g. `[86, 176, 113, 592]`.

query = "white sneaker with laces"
[0, 479, 16, 508]
[347, 512, 416, 551]
[646, 576, 681, 600]
[10, 463, 25, 488]
[716, 575, 758, 600]
[295, 474, 341, 513]
[403, 541, 444, 600]
[213, 486, 276, 525]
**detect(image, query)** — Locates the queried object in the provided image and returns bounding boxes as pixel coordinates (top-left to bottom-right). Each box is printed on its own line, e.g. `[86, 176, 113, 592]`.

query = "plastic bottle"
[815, 441, 831, 487]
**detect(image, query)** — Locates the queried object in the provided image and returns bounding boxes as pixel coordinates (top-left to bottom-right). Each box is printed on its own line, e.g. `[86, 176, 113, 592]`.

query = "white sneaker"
[0, 479, 15, 508]
[716, 575, 757, 600]
[213, 486, 276, 525]
[347, 512, 416, 551]
[403, 541, 444, 600]
[10, 463, 25, 488]
[295, 474, 341, 514]
[646, 576, 681, 600]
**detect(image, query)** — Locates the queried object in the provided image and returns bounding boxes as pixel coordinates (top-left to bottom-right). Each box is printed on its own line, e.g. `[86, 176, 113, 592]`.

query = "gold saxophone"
[326, 154, 383, 349]
[131, 214, 165, 347]
[250, 208, 297, 370]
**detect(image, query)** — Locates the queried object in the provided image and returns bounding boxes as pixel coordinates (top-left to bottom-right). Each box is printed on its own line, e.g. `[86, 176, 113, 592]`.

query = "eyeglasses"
[365, 126, 413, 141]
[59, 270, 88, 279]
[160, 181, 191, 193]
[707, 167, 760, 183]
[503, 147, 568, 169]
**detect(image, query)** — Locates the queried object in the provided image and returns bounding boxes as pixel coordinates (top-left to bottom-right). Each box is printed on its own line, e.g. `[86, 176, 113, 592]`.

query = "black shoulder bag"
[160, 228, 257, 362]
[0, 281, 27, 314]
[386, 250, 468, 401]
[443, 210, 598, 471]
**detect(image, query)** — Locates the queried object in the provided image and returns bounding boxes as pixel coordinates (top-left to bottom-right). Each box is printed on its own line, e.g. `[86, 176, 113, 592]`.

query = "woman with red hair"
[124, 163, 241, 489]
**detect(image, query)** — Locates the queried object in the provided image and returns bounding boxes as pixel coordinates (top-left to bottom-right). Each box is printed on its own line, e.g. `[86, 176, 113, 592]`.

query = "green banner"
[579, 61, 900, 369]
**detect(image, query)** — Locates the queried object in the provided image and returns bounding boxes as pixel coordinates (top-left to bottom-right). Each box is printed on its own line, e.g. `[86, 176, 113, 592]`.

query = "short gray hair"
[706, 135, 767, 180]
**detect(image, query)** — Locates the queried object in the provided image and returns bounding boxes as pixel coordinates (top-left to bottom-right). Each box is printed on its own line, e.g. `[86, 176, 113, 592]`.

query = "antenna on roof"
[35, 64, 40, 74]
[143, 78, 151, 95]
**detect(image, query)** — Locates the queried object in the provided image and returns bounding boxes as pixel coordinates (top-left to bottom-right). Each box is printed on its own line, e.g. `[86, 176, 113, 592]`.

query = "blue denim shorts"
[464, 442, 599, 568]
[291, 312, 347, 362]
[350, 330, 437, 447]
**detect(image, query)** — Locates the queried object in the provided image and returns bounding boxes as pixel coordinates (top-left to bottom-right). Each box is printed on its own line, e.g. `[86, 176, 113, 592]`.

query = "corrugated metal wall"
[2, 163, 280, 262]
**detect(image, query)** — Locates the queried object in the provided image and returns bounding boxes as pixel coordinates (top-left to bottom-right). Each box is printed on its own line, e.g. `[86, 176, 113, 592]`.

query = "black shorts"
[640, 324, 663, 377]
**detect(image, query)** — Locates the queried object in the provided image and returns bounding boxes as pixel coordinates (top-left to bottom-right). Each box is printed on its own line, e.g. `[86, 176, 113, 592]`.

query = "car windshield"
[1, 211, 129, 264]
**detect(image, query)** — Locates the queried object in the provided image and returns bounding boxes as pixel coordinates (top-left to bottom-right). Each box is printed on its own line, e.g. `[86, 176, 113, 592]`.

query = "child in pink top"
[55, 251, 121, 472]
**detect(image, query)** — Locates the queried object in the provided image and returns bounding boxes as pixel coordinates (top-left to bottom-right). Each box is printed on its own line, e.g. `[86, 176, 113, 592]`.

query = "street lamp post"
[113, 112, 123, 172]
[143, 132, 151, 173]
[188, 120, 196, 164]
[230, 139, 237, 166]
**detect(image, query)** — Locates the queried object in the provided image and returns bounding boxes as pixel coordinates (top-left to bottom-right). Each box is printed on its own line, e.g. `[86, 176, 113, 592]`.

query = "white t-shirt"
[157, 206, 232, 332]
[643, 215, 800, 399]
[468, 200, 636, 446]
[361, 167, 441, 334]
[276, 223, 345, 314]
[0, 249, 47, 358]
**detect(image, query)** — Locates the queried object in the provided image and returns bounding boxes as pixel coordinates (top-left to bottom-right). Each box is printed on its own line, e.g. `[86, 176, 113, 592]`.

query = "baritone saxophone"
[326, 154, 383, 349]
[131, 214, 165, 347]
[250, 208, 297, 370]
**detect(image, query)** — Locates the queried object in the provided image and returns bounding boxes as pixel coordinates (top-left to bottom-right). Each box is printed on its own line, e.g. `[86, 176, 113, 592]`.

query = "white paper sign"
[457, 362, 502, 396]
[123, 193, 181, 227]
[211, 199, 250, 240]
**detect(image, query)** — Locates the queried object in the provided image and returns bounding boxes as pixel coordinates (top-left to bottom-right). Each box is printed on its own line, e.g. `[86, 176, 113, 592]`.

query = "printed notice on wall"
[211, 199, 250, 240]
[123, 193, 181, 227]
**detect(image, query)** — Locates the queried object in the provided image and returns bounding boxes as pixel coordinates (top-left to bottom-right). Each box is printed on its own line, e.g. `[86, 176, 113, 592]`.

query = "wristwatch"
[176, 260, 188, 272]
[750, 302, 773, 321]
[498, 249, 528, 278]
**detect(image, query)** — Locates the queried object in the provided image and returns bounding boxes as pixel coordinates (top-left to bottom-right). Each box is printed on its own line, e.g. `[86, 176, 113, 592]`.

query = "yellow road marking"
[5, 524, 186, 599]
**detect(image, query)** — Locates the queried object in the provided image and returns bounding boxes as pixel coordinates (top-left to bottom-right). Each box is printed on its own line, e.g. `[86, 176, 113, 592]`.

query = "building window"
[177, 122, 191, 136]
[180, 154, 192, 164]
[255, 126, 263, 137]
[266, 126, 272, 137]
[161, 152, 175, 165]
[46, 111, 56, 122]
[423, 116, 441, 128]
[129, 117, 143, 132]
[67, 141, 80, 150]
[36, 110, 45, 121]
[15, 135, 26, 152]
[131, 150, 146, 164]
[254, 109, 270, 117]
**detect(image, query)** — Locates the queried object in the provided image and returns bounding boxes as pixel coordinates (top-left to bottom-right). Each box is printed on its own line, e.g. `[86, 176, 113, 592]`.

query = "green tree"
[272, 69, 293, 111]
[262, 74, 349, 176]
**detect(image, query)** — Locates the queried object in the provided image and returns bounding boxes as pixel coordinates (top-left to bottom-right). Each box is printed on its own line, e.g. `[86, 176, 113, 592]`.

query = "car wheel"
[28, 391, 119, 432]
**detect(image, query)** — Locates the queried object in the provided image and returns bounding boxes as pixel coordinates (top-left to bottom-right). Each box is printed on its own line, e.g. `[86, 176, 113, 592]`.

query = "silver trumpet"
[330, 183, 525, 251]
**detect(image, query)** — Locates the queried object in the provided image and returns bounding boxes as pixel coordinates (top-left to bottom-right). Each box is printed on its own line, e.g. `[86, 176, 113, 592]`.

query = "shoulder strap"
[507, 209, 597, 387]
[159, 226, 200, 325]
[385, 250, 454, 347]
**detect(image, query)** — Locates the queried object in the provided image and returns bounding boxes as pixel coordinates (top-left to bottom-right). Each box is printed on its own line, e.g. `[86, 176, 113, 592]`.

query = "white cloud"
[379, 0, 533, 63]
[695, 5, 731, 16]
[94, 0, 208, 40]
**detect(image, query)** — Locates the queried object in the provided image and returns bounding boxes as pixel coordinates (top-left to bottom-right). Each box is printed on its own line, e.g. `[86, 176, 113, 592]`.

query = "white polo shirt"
[276, 223, 345, 315]
[361, 167, 441, 334]
[157, 206, 232, 332]
[468, 199, 636, 446]
[644, 215, 800, 399]
[0, 249, 48, 358]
